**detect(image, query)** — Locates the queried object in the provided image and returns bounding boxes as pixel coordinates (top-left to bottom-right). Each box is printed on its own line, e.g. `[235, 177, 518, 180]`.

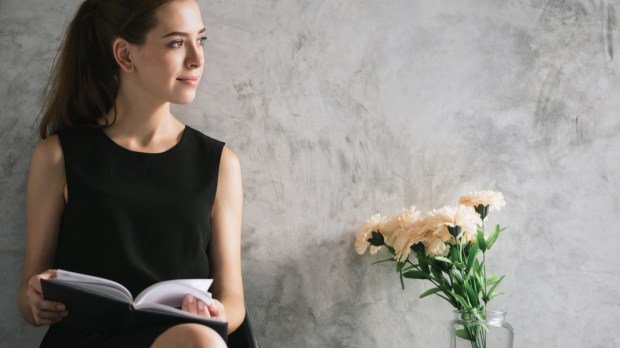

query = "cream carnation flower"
[459, 190, 506, 212]
[355, 214, 385, 255]
[423, 235, 450, 257]
[382, 206, 421, 247]
[427, 205, 482, 243]
[392, 215, 431, 261]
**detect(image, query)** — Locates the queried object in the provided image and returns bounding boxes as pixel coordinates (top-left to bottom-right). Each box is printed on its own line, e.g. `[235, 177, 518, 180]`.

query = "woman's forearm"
[218, 291, 246, 334]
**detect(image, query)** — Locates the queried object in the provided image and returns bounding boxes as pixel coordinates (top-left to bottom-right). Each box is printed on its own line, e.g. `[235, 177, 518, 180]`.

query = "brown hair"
[39, 0, 174, 139]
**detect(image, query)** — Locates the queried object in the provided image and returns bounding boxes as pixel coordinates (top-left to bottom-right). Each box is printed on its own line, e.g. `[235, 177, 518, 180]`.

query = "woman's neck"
[100, 92, 185, 153]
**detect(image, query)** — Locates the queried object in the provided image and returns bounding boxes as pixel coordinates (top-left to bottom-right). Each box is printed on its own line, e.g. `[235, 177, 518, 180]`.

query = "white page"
[56, 269, 133, 302]
[134, 279, 213, 307]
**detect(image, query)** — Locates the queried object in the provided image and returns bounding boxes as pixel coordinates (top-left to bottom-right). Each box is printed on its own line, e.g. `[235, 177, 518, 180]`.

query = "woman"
[16, 0, 245, 346]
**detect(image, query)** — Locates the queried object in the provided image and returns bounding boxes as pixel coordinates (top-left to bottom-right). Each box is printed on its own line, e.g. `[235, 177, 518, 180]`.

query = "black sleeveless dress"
[40, 125, 225, 347]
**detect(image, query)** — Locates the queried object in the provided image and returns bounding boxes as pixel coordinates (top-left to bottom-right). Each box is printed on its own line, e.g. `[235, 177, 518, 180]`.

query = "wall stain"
[539, 0, 588, 25]
[232, 80, 254, 100]
[535, 68, 563, 121]
[294, 33, 308, 54]
[575, 117, 585, 144]
[607, 4, 616, 60]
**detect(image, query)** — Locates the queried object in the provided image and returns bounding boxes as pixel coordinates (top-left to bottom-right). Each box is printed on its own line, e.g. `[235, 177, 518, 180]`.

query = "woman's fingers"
[27, 292, 67, 325]
[182, 294, 194, 313]
[182, 295, 214, 318]
[28, 275, 43, 295]
[27, 295, 67, 325]
[207, 302, 219, 317]
[28, 269, 57, 294]
[197, 300, 209, 317]
[35, 308, 68, 325]
[27, 270, 66, 326]
[182, 295, 211, 317]
[207, 299, 226, 321]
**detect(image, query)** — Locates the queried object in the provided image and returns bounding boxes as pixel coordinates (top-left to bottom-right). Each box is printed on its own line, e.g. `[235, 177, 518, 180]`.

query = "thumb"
[207, 302, 220, 317]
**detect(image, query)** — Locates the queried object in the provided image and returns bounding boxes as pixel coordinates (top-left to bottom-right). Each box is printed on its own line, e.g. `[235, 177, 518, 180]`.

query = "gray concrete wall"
[2, 0, 619, 347]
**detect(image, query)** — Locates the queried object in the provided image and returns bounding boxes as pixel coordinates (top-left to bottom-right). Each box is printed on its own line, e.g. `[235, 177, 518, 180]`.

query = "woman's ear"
[112, 38, 135, 73]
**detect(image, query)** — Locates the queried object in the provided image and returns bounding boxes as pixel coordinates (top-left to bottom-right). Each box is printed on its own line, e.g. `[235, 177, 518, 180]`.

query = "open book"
[41, 269, 227, 339]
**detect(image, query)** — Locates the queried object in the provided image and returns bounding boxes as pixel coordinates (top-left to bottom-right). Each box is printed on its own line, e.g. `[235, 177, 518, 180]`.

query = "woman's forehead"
[150, 0, 204, 36]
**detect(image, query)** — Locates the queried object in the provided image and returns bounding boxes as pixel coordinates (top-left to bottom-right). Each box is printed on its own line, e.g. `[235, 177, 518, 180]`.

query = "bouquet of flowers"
[355, 191, 508, 347]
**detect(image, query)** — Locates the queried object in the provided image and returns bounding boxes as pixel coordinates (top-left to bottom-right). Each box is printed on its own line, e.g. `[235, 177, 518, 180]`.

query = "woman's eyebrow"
[161, 28, 206, 38]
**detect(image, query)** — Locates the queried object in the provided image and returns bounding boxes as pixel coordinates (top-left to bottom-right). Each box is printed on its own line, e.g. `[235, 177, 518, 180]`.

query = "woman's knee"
[151, 323, 226, 348]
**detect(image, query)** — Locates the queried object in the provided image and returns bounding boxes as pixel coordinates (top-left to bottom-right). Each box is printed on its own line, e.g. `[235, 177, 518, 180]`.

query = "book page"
[135, 302, 224, 322]
[55, 269, 133, 302]
[134, 279, 213, 308]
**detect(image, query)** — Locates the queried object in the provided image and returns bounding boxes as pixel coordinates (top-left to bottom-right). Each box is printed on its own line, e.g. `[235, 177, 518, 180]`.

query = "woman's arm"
[208, 146, 245, 333]
[16, 136, 68, 326]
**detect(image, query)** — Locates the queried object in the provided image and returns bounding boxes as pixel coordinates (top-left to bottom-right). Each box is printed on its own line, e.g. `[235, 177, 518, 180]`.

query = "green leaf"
[419, 260, 430, 273]
[403, 270, 432, 280]
[396, 261, 406, 272]
[416, 252, 431, 273]
[484, 275, 505, 302]
[488, 275, 505, 294]
[487, 292, 505, 301]
[402, 264, 414, 272]
[400, 270, 405, 290]
[417, 253, 436, 265]
[464, 283, 480, 307]
[430, 266, 447, 287]
[456, 329, 473, 341]
[386, 246, 396, 255]
[419, 287, 442, 299]
[434, 256, 453, 264]
[450, 245, 461, 264]
[450, 268, 463, 284]
[472, 258, 481, 275]
[466, 242, 480, 273]
[474, 264, 485, 290]
[486, 225, 507, 250]
[485, 275, 501, 286]
[477, 227, 487, 252]
[450, 291, 470, 308]
[436, 293, 456, 305]
[371, 257, 395, 265]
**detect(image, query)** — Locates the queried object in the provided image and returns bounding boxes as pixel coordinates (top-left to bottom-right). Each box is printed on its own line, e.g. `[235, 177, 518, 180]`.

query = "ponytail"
[39, 0, 172, 139]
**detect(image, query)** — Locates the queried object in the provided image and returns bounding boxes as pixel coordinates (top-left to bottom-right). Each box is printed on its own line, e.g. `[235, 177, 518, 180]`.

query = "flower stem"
[481, 220, 487, 312]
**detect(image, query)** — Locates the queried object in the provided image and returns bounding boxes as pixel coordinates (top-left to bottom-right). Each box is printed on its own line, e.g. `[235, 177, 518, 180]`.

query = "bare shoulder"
[31, 135, 64, 172]
[30, 135, 66, 186]
[219, 146, 241, 174]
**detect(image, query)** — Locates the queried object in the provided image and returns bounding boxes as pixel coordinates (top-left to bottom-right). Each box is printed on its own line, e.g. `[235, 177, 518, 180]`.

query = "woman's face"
[130, 0, 206, 105]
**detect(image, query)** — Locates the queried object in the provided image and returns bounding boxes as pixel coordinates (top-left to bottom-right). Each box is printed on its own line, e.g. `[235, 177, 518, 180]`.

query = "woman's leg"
[151, 323, 227, 348]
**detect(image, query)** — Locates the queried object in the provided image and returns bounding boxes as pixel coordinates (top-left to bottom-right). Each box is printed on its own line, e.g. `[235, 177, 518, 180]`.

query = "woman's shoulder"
[31, 135, 64, 172]
[220, 146, 240, 170]
[33, 135, 62, 160]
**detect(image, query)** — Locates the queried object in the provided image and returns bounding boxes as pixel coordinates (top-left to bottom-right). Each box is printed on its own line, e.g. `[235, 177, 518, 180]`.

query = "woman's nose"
[186, 44, 204, 69]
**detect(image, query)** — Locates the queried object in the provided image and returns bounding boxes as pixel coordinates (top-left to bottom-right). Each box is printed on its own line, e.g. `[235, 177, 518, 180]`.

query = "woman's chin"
[171, 93, 198, 105]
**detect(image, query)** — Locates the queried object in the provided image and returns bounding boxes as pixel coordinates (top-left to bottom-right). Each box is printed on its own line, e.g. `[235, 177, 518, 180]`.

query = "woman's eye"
[169, 40, 183, 48]
[198, 36, 208, 46]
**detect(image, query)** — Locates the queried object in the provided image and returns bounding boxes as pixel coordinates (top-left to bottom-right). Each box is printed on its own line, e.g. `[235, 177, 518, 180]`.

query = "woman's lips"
[176, 76, 200, 86]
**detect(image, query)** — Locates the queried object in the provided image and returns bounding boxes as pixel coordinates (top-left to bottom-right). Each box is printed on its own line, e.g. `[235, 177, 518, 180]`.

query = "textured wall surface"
[1, 0, 619, 347]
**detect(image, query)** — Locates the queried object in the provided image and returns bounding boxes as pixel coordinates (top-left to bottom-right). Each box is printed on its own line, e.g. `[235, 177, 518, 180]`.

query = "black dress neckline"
[97, 126, 189, 156]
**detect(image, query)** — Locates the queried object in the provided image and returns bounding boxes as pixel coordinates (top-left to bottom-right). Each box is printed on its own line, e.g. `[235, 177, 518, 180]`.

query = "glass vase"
[449, 308, 514, 348]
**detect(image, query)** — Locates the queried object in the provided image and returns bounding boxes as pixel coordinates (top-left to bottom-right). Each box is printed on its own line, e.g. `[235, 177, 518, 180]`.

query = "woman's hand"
[181, 295, 227, 322]
[26, 269, 68, 326]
